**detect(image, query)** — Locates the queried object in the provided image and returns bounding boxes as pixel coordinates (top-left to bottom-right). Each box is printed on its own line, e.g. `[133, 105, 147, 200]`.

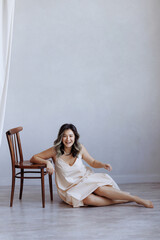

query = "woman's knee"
[94, 185, 112, 195]
[94, 186, 105, 195]
[83, 194, 95, 205]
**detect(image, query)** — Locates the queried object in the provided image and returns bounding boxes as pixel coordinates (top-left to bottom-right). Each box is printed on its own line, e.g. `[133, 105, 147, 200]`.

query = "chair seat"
[15, 160, 46, 169]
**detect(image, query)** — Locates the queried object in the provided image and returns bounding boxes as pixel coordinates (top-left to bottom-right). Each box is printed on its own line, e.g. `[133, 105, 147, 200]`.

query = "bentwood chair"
[6, 127, 53, 208]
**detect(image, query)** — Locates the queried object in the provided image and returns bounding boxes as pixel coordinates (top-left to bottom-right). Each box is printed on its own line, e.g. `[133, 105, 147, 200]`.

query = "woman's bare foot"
[135, 196, 154, 208]
[142, 200, 154, 208]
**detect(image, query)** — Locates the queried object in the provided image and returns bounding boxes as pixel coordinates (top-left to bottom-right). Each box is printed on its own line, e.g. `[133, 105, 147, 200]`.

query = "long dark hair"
[54, 123, 82, 157]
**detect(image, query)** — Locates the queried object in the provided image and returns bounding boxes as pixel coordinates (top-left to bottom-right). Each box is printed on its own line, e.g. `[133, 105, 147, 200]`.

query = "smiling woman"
[54, 124, 81, 159]
[30, 123, 153, 209]
[62, 130, 75, 151]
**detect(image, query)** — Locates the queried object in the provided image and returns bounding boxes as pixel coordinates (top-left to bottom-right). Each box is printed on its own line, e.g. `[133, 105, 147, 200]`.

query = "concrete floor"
[0, 183, 160, 240]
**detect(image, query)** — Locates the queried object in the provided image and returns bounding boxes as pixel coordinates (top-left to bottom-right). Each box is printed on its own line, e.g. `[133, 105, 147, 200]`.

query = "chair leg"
[48, 174, 53, 201]
[41, 169, 45, 208]
[19, 169, 24, 200]
[10, 174, 15, 207]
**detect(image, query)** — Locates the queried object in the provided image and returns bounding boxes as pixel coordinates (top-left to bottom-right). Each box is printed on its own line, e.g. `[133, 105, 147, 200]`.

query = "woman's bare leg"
[94, 186, 154, 208]
[83, 194, 130, 207]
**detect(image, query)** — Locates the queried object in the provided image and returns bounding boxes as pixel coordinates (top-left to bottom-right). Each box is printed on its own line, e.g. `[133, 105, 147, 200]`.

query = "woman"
[30, 123, 153, 208]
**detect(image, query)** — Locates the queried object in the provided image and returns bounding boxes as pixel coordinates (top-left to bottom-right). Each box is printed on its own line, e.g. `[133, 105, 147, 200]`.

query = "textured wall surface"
[1, 0, 160, 185]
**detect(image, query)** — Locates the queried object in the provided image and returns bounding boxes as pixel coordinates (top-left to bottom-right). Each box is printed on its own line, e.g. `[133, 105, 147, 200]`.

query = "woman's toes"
[144, 200, 154, 208]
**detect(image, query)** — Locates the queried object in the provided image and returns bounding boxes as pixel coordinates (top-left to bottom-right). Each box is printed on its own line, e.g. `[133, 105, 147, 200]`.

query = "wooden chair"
[6, 126, 53, 208]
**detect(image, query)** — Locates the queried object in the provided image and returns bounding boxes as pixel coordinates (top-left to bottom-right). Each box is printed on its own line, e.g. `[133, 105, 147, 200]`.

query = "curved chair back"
[6, 127, 24, 168]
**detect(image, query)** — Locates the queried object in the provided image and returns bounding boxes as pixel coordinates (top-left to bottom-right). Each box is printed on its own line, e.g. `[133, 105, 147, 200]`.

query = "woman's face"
[62, 129, 75, 148]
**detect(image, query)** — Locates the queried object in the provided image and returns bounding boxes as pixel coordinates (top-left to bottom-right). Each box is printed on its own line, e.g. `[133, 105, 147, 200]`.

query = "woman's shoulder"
[47, 146, 56, 156]
[79, 144, 86, 156]
[41, 146, 57, 163]
[51, 146, 57, 163]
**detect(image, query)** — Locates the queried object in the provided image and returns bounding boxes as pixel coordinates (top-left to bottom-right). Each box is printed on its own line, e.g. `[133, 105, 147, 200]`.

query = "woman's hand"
[103, 164, 112, 171]
[46, 161, 54, 175]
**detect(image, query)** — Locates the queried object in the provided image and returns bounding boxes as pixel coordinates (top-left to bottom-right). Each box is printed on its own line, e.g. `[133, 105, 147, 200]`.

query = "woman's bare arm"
[81, 145, 112, 171]
[30, 147, 56, 174]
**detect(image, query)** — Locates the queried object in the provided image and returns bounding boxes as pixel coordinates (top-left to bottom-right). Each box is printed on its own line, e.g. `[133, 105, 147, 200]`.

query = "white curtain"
[0, 0, 15, 145]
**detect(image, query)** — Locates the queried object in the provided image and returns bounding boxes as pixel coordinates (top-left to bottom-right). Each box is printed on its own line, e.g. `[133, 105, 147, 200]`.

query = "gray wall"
[1, 0, 160, 186]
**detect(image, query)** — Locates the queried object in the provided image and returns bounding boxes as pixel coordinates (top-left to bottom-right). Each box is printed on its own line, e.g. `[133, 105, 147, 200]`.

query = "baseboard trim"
[112, 174, 160, 184]
[0, 174, 160, 186]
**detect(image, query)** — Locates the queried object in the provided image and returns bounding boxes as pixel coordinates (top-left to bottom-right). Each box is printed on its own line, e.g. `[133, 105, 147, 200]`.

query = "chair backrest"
[6, 127, 24, 167]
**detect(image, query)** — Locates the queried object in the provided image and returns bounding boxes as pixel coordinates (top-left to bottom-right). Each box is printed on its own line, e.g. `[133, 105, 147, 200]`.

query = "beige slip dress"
[54, 154, 120, 207]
